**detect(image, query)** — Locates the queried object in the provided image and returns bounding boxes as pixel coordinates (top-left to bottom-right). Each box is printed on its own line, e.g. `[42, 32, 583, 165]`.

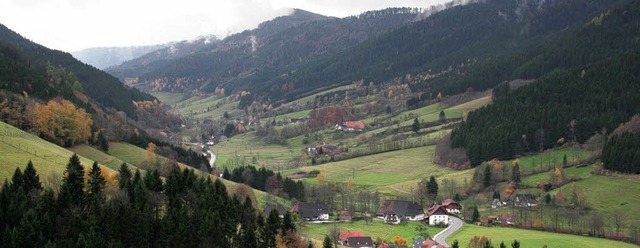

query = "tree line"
[0, 155, 310, 247]
[223, 165, 305, 201]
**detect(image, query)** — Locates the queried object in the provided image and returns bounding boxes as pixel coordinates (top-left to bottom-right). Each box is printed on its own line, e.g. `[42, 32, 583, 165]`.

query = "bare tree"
[611, 210, 626, 237]
[589, 212, 605, 237]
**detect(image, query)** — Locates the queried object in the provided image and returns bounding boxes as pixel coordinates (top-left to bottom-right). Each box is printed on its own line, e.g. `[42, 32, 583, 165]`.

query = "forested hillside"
[449, 1, 640, 166]
[0, 24, 154, 117]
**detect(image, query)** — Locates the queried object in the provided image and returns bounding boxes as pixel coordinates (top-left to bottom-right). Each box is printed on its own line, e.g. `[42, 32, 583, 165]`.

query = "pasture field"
[301, 219, 444, 243]
[447, 224, 637, 248]
[0, 121, 117, 185]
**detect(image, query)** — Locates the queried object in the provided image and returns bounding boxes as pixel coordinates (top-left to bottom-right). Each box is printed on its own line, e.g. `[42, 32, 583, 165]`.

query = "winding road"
[433, 216, 463, 247]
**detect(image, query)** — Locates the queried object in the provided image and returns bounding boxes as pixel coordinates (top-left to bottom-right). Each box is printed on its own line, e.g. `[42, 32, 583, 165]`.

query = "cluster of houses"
[492, 194, 539, 209]
[263, 199, 460, 248]
[335, 121, 366, 131]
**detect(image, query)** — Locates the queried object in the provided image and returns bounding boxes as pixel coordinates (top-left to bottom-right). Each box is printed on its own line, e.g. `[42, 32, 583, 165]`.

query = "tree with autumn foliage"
[468, 236, 492, 248]
[32, 99, 92, 146]
[393, 235, 407, 246]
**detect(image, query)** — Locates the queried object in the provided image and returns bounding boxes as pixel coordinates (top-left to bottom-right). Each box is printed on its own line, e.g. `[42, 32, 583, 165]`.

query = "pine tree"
[143, 169, 163, 192]
[10, 167, 23, 192]
[452, 240, 460, 248]
[562, 154, 568, 167]
[266, 209, 281, 248]
[483, 165, 492, 189]
[58, 154, 85, 206]
[412, 118, 420, 133]
[500, 241, 506, 248]
[97, 131, 109, 152]
[427, 176, 438, 203]
[472, 206, 480, 222]
[87, 162, 106, 206]
[323, 235, 333, 248]
[439, 110, 446, 122]
[511, 163, 521, 184]
[282, 211, 296, 232]
[511, 240, 520, 248]
[117, 163, 132, 189]
[22, 161, 42, 193]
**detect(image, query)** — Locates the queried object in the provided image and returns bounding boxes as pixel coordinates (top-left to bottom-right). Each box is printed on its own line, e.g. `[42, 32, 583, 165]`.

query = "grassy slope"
[289, 146, 474, 196]
[0, 121, 115, 186]
[301, 219, 444, 243]
[447, 224, 636, 248]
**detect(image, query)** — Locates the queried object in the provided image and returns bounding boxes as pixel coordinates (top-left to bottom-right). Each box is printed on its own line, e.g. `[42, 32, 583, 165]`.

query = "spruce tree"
[143, 169, 163, 192]
[323, 235, 333, 248]
[427, 176, 438, 203]
[87, 162, 106, 206]
[117, 163, 132, 189]
[58, 154, 85, 206]
[483, 165, 492, 189]
[22, 161, 42, 193]
[511, 240, 520, 248]
[439, 110, 446, 122]
[452, 240, 459, 248]
[412, 118, 420, 133]
[511, 163, 521, 184]
[472, 206, 480, 222]
[282, 211, 296, 232]
[10, 167, 23, 192]
[97, 131, 109, 152]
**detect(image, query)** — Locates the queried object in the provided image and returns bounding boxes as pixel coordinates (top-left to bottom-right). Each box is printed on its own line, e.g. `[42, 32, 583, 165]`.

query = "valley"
[1, 0, 640, 247]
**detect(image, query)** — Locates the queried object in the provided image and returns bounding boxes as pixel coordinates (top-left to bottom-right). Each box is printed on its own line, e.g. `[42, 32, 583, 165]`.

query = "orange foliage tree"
[33, 99, 92, 146]
[468, 236, 492, 248]
[393, 235, 407, 246]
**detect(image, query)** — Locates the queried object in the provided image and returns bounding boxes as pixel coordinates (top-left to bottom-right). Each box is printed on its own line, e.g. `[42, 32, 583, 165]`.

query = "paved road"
[207, 151, 216, 168]
[433, 216, 463, 247]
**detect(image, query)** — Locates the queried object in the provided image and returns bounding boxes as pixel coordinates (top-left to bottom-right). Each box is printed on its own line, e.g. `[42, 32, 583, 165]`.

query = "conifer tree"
[412, 118, 420, 133]
[58, 154, 85, 206]
[22, 161, 42, 193]
[87, 162, 106, 206]
[117, 163, 132, 189]
[10, 167, 23, 192]
[511, 163, 521, 184]
[483, 165, 492, 189]
[283, 211, 296, 232]
[143, 169, 163, 192]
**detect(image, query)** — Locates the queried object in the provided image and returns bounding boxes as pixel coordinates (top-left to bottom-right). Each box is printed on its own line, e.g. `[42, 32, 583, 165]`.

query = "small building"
[335, 121, 366, 131]
[339, 230, 363, 245]
[420, 239, 446, 248]
[413, 237, 425, 248]
[263, 203, 288, 218]
[290, 202, 330, 221]
[339, 211, 353, 222]
[496, 213, 514, 225]
[491, 198, 505, 209]
[441, 199, 461, 214]
[426, 205, 449, 226]
[347, 236, 373, 248]
[376, 200, 425, 224]
[512, 194, 538, 208]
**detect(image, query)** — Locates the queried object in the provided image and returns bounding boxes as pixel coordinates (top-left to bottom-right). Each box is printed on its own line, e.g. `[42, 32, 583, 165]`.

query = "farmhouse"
[496, 213, 514, 225]
[511, 194, 538, 208]
[347, 236, 373, 248]
[290, 202, 330, 221]
[441, 199, 461, 214]
[376, 200, 425, 224]
[420, 239, 446, 248]
[335, 121, 366, 131]
[263, 203, 287, 218]
[426, 204, 449, 226]
[339, 230, 363, 245]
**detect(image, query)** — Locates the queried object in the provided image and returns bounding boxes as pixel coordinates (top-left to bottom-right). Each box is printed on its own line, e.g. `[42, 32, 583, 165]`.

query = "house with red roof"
[441, 199, 461, 214]
[336, 121, 366, 131]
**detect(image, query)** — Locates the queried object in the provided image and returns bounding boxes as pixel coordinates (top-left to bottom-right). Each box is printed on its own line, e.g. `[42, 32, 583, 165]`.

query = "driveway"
[433, 216, 463, 247]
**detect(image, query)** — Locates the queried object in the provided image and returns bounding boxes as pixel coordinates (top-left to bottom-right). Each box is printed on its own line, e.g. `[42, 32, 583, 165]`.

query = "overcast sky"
[0, 0, 452, 52]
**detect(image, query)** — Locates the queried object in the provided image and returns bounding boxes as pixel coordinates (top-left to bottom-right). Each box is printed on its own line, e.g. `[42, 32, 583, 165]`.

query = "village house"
[511, 194, 538, 208]
[426, 204, 449, 226]
[290, 202, 330, 221]
[491, 198, 506, 209]
[376, 200, 425, 224]
[339, 210, 353, 222]
[347, 236, 373, 248]
[496, 213, 514, 225]
[420, 239, 446, 248]
[263, 203, 288, 218]
[335, 121, 366, 131]
[339, 230, 364, 246]
[441, 199, 461, 214]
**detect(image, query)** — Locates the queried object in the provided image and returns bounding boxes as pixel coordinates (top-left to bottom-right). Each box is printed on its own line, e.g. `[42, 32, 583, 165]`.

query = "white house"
[427, 205, 449, 226]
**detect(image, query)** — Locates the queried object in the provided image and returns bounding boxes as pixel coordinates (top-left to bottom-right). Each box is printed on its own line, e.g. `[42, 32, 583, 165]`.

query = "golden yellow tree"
[33, 99, 92, 146]
[146, 142, 157, 162]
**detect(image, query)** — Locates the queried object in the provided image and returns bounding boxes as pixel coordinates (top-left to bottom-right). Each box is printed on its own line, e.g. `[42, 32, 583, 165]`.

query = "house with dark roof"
[347, 236, 373, 248]
[512, 194, 538, 208]
[426, 204, 449, 226]
[339, 230, 363, 245]
[263, 203, 287, 218]
[376, 200, 425, 224]
[496, 213, 514, 225]
[290, 202, 330, 221]
[441, 199, 461, 214]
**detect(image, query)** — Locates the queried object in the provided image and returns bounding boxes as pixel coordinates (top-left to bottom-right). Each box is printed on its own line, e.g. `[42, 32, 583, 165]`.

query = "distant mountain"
[106, 8, 418, 94]
[71, 44, 167, 69]
[109, 0, 631, 106]
[0, 23, 154, 117]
